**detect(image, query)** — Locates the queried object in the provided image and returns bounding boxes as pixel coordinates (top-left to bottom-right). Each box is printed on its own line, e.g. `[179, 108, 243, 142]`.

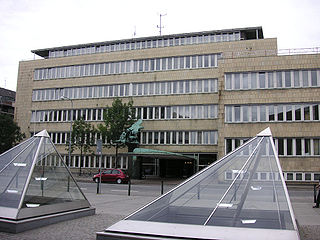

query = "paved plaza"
[0, 179, 319, 240]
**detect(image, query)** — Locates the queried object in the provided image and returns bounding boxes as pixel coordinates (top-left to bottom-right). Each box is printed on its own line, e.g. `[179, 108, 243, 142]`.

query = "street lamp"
[61, 96, 73, 168]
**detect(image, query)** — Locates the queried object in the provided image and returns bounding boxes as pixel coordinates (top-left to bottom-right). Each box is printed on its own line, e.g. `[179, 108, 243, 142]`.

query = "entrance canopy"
[123, 148, 196, 160]
[97, 128, 300, 240]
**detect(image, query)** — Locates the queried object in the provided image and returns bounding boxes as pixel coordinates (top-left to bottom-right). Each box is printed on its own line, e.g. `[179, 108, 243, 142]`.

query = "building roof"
[0, 87, 15, 99]
[31, 26, 263, 58]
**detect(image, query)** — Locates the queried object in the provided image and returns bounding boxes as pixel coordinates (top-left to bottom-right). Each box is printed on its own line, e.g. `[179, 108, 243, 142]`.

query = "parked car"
[93, 169, 129, 184]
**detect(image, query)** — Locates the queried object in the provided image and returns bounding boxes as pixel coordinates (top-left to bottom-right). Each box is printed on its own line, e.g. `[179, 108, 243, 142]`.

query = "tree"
[67, 118, 96, 176]
[98, 98, 136, 168]
[0, 114, 25, 154]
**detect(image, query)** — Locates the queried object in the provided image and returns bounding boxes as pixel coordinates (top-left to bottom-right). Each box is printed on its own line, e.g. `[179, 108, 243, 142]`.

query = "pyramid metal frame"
[97, 128, 300, 240]
[0, 130, 95, 233]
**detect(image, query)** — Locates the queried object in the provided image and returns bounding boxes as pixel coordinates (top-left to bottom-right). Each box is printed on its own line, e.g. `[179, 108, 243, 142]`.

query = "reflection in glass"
[127, 133, 295, 232]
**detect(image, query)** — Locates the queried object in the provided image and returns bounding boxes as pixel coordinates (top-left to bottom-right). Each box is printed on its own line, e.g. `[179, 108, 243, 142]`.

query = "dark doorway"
[159, 159, 195, 178]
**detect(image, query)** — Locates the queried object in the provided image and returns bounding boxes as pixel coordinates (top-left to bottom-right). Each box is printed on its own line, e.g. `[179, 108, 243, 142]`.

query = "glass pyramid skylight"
[97, 128, 300, 240]
[0, 130, 92, 222]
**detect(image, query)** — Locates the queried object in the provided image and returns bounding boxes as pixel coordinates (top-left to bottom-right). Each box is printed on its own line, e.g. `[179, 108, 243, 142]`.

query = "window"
[302, 71, 308, 86]
[251, 73, 257, 89]
[260, 105, 266, 121]
[259, 72, 266, 88]
[295, 106, 301, 120]
[313, 104, 319, 120]
[285, 71, 291, 87]
[243, 73, 249, 89]
[314, 139, 320, 155]
[294, 71, 300, 87]
[304, 106, 310, 120]
[225, 74, 232, 90]
[234, 74, 240, 89]
[286, 105, 292, 121]
[287, 139, 293, 155]
[234, 106, 240, 122]
[276, 72, 282, 88]
[154, 132, 159, 144]
[226, 139, 232, 154]
[269, 106, 275, 121]
[242, 106, 249, 122]
[252, 106, 257, 122]
[268, 72, 274, 88]
[296, 139, 302, 155]
[226, 106, 232, 122]
[311, 70, 317, 86]
[305, 139, 310, 155]
[277, 106, 284, 121]
[278, 139, 284, 155]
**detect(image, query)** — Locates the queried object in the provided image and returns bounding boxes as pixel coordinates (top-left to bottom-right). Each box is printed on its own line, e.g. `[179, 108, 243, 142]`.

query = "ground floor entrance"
[131, 150, 217, 179]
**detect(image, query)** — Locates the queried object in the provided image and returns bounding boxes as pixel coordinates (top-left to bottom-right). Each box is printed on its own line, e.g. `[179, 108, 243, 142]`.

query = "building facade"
[15, 26, 320, 181]
[0, 87, 15, 117]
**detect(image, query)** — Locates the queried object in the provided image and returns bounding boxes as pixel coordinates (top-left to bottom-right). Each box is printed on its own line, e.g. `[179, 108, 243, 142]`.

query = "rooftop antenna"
[133, 26, 137, 38]
[157, 13, 167, 36]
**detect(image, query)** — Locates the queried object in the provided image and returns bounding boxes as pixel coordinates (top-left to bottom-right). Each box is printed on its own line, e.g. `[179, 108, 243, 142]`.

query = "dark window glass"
[287, 139, 293, 155]
[286, 106, 292, 121]
[296, 139, 302, 155]
[295, 106, 301, 120]
[278, 139, 284, 155]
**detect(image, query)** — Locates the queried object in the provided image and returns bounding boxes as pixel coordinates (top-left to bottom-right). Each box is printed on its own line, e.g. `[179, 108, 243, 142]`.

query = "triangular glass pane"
[0, 137, 36, 171]
[127, 137, 261, 224]
[206, 136, 294, 230]
[0, 131, 91, 221]
[0, 137, 41, 210]
[18, 137, 88, 219]
[127, 136, 295, 231]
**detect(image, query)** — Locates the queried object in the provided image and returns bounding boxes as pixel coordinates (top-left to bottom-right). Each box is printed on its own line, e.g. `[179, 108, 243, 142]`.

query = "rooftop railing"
[278, 47, 320, 55]
[222, 47, 320, 59]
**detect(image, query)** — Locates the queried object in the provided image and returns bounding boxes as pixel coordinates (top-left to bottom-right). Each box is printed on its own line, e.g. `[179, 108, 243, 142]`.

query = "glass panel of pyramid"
[0, 130, 91, 220]
[99, 128, 299, 240]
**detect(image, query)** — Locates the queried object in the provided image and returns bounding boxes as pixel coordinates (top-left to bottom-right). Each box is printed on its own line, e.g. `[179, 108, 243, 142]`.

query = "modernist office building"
[15, 26, 320, 181]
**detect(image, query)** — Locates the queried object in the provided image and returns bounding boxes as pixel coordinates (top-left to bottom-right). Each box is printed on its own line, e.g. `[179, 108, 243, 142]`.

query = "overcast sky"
[0, 0, 319, 91]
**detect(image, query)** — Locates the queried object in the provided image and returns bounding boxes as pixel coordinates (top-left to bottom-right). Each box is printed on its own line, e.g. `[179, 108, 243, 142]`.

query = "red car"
[93, 169, 129, 184]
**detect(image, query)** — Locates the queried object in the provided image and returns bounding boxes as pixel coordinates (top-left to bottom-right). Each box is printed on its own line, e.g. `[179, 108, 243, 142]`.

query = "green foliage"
[68, 118, 96, 153]
[98, 98, 136, 147]
[66, 118, 96, 175]
[0, 114, 25, 154]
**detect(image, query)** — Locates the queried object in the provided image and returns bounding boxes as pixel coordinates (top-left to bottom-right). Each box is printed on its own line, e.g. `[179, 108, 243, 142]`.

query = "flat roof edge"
[31, 26, 263, 56]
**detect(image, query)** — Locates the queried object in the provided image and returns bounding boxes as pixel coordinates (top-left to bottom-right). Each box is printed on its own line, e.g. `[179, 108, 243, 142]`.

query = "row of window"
[32, 78, 218, 102]
[34, 54, 220, 81]
[225, 170, 320, 182]
[31, 104, 218, 123]
[36, 152, 320, 182]
[225, 69, 320, 90]
[38, 152, 320, 181]
[132, 79, 218, 96]
[225, 103, 320, 123]
[226, 138, 320, 156]
[48, 130, 218, 146]
[140, 131, 217, 145]
[37, 154, 128, 169]
[136, 104, 218, 120]
[48, 32, 240, 58]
